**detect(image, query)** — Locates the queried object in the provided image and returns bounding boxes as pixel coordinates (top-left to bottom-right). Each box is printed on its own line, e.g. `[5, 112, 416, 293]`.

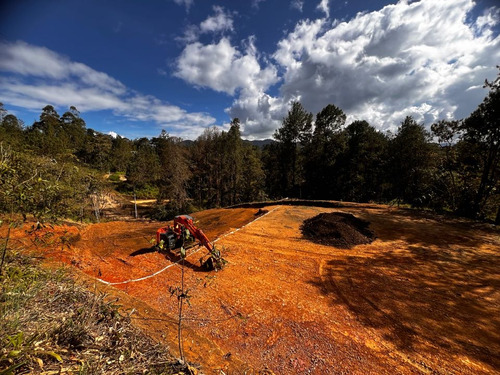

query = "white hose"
[93, 207, 278, 285]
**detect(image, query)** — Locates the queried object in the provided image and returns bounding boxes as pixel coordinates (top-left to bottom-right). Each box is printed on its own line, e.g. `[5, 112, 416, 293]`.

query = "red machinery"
[156, 215, 225, 270]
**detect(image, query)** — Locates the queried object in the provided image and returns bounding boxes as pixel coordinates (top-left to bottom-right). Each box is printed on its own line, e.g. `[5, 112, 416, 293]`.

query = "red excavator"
[156, 215, 225, 270]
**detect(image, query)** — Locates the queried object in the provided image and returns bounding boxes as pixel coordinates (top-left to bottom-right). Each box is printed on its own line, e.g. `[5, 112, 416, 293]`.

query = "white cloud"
[173, 0, 500, 139]
[0, 41, 215, 137]
[0, 41, 126, 95]
[474, 6, 500, 35]
[268, 0, 500, 133]
[227, 93, 288, 139]
[177, 6, 234, 44]
[291, 0, 304, 12]
[174, 37, 279, 96]
[214, 0, 499, 139]
[2, 0, 499, 141]
[176, 5, 235, 44]
[317, 0, 329, 17]
[200, 6, 234, 34]
[176, 25, 199, 44]
[174, 33, 285, 138]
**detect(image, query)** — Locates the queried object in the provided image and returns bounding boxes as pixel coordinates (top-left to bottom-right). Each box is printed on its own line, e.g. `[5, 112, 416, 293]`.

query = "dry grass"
[0, 250, 199, 374]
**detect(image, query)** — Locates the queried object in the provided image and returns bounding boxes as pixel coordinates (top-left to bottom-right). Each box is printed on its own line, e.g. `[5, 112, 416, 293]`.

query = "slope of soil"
[301, 212, 375, 248]
[7, 204, 500, 374]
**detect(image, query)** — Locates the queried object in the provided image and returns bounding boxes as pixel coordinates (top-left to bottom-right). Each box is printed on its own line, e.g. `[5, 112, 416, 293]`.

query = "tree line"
[265, 69, 499, 223]
[0, 69, 498, 223]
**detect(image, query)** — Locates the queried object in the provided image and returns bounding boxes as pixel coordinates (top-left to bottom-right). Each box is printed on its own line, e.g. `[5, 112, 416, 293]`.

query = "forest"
[0, 69, 498, 224]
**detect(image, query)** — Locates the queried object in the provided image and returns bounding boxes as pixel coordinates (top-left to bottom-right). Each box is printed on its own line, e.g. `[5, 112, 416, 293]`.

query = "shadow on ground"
[129, 246, 208, 272]
[367, 208, 497, 248]
[311, 244, 500, 370]
[130, 247, 157, 256]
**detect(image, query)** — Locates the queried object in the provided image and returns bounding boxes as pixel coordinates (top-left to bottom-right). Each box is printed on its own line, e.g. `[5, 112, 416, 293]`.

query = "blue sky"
[1, 0, 499, 140]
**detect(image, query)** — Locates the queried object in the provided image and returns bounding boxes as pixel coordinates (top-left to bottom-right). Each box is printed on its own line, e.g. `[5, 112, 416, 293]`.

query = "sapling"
[168, 246, 191, 364]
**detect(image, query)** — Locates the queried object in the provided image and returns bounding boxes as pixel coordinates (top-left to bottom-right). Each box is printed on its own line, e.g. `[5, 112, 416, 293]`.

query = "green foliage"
[108, 172, 121, 182]
[153, 131, 191, 211]
[110, 136, 133, 172]
[1, 76, 499, 223]
[189, 127, 225, 207]
[261, 141, 282, 198]
[303, 104, 347, 199]
[458, 69, 500, 219]
[339, 120, 389, 202]
[79, 130, 113, 171]
[116, 182, 159, 199]
[388, 116, 434, 207]
[189, 122, 266, 208]
[241, 145, 266, 202]
[150, 201, 196, 221]
[273, 101, 313, 197]
[0, 103, 25, 148]
[0, 145, 104, 222]
[127, 137, 161, 188]
[429, 68, 500, 221]
[224, 120, 244, 205]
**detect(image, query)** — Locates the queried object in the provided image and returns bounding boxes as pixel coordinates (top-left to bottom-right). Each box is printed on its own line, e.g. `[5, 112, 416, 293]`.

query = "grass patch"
[115, 183, 159, 199]
[108, 172, 122, 182]
[0, 250, 199, 374]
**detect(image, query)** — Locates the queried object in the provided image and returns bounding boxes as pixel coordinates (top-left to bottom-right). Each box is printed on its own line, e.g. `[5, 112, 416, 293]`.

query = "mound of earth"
[301, 212, 375, 248]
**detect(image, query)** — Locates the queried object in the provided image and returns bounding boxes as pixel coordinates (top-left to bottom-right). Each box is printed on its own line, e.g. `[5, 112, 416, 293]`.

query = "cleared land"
[8, 203, 500, 374]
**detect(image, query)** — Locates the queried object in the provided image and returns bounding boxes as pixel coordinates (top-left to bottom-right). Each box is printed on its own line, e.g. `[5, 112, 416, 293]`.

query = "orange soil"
[6, 204, 500, 374]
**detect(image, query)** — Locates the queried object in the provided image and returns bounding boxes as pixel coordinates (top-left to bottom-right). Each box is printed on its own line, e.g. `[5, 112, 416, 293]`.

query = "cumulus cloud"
[177, 6, 234, 44]
[0, 40, 215, 136]
[206, 0, 499, 139]
[174, 35, 283, 137]
[174, 30, 288, 137]
[174, 37, 279, 96]
[227, 93, 288, 140]
[268, 0, 500, 133]
[173, 0, 500, 138]
[200, 6, 234, 34]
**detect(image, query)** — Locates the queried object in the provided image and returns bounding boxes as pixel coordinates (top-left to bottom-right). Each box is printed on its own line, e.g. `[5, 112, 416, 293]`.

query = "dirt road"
[12, 204, 500, 374]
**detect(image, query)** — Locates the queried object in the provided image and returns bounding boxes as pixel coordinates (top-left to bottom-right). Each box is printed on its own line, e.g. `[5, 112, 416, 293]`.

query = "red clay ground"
[7, 204, 500, 374]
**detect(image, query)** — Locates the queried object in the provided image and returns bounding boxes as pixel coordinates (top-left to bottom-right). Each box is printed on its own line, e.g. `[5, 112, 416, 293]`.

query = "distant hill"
[181, 139, 194, 147]
[183, 138, 274, 149]
[246, 139, 275, 148]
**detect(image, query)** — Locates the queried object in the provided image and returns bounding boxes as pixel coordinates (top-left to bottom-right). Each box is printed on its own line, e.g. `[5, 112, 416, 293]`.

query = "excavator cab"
[156, 215, 225, 271]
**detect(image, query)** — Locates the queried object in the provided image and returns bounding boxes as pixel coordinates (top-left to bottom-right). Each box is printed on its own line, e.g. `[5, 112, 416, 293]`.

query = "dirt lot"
[9, 203, 500, 374]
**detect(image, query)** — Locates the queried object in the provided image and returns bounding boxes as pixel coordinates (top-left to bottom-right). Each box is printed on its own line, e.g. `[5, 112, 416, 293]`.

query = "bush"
[150, 202, 198, 221]
[115, 182, 159, 199]
[108, 172, 121, 182]
[0, 150, 105, 222]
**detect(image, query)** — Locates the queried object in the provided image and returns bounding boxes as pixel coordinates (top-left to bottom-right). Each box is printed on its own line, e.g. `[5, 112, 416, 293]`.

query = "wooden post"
[134, 192, 138, 219]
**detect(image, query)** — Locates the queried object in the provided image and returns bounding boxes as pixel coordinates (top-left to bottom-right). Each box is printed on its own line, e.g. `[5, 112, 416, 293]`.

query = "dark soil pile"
[301, 212, 375, 248]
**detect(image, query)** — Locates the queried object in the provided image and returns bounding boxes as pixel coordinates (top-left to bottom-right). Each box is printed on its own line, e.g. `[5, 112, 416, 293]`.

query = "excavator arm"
[156, 215, 225, 270]
[174, 215, 214, 252]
